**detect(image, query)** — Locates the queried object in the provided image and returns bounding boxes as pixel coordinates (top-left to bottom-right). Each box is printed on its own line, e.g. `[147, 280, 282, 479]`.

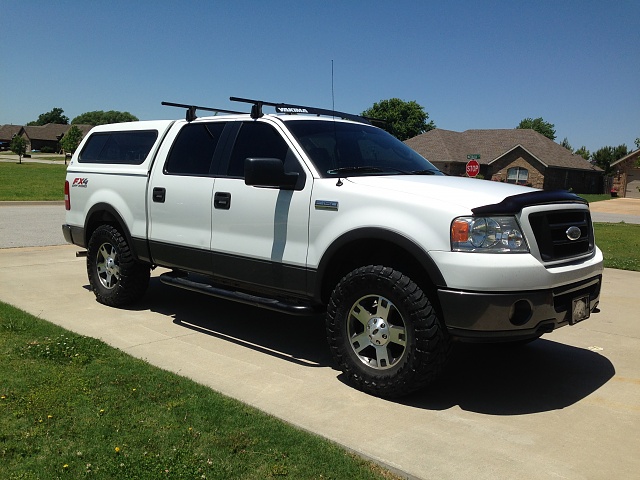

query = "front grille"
[528, 210, 595, 262]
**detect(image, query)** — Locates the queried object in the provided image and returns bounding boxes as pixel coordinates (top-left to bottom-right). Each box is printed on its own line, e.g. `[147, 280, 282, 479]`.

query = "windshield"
[285, 120, 442, 177]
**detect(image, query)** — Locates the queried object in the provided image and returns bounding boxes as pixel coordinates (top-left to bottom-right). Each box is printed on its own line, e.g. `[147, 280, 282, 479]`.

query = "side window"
[79, 130, 158, 164]
[164, 122, 226, 175]
[227, 122, 290, 178]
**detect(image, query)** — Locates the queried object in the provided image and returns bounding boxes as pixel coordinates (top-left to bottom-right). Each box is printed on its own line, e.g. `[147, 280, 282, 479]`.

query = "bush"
[40, 146, 55, 154]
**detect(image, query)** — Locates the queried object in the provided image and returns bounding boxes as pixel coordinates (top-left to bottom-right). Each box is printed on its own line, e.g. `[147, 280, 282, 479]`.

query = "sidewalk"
[0, 153, 66, 164]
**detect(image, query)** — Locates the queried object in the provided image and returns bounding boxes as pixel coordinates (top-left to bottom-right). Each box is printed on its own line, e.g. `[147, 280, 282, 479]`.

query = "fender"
[313, 227, 447, 302]
[84, 203, 151, 263]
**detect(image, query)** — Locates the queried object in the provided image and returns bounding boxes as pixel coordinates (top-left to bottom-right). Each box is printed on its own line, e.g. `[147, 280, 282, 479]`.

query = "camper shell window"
[79, 130, 158, 164]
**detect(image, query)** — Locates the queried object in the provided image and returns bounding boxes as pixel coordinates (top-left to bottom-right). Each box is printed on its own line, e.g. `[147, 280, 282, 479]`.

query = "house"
[405, 129, 603, 193]
[21, 124, 69, 152]
[609, 149, 640, 199]
[0, 124, 22, 150]
[0, 124, 93, 153]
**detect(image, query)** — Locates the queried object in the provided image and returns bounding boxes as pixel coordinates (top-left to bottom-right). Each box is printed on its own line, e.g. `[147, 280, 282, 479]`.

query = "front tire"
[326, 265, 450, 398]
[87, 224, 150, 307]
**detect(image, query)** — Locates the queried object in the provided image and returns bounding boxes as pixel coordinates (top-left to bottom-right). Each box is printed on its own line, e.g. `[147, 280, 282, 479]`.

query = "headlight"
[451, 216, 529, 253]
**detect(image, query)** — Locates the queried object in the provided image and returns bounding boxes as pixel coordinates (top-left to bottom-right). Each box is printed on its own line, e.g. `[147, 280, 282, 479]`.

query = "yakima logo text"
[278, 107, 309, 113]
[72, 178, 89, 188]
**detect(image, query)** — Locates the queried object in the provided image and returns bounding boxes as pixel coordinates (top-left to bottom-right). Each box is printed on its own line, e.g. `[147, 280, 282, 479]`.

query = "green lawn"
[594, 222, 640, 271]
[578, 193, 613, 203]
[0, 301, 400, 480]
[0, 163, 67, 201]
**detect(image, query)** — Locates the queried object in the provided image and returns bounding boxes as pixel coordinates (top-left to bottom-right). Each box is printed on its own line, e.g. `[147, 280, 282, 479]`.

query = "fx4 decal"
[72, 178, 89, 188]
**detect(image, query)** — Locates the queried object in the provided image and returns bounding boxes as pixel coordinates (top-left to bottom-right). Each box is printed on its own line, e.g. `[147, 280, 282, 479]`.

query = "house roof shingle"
[405, 128, 602, 172]
[22, 124, 70, 142]
[0, 124, 22, 141]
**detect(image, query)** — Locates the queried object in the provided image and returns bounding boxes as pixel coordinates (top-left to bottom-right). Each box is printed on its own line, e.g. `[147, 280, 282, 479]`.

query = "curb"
[0, 201, 66, 207]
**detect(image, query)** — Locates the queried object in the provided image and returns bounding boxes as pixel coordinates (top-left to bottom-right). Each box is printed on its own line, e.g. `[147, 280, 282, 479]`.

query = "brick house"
[0, 124, 93, 153]
[609, 149, 640, 199]
[405, 129, 603, 193]
[20, 124, 70, 152]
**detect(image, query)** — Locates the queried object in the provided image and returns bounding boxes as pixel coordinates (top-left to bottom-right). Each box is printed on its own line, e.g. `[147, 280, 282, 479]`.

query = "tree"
[516, 117, 556, 141]
[560, 137, 573, 152]
[575, 146, 590, 161]
[10, 135, 27, 164]
[27, 107, 69, 126]
[361, 98, 435, 141]
[59, 125, 84, 157]
[591, 144, 628, 176]
[72, 110, 138, 126]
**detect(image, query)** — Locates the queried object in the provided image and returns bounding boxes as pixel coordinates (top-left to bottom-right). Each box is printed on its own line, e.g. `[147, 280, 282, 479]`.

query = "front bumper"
[438, 275, 602, 340]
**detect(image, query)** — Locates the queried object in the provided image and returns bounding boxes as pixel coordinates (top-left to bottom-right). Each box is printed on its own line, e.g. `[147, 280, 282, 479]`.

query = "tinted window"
[227, 122, 290, 177]
[286, 120, 441, 177]
[165, 122, 226, 175]
[79, 130, 158, 164]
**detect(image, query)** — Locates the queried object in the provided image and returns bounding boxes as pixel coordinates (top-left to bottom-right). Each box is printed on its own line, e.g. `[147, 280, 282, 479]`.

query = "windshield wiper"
[327, 166, 440, 176]
[327, 166, 386, 175]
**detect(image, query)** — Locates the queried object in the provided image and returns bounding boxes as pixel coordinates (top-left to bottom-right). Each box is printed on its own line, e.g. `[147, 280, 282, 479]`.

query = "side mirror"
[244, 158, 299, 189]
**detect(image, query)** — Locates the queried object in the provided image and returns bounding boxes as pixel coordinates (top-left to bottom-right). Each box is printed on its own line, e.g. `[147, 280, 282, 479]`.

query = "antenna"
[331, 60, 335, 112]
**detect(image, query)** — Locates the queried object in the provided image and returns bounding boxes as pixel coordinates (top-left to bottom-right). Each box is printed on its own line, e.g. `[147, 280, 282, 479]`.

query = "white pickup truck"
[63, 98, 603, 397]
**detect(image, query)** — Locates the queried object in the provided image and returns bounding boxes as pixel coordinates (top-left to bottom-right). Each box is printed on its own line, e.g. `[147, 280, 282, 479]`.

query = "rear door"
[147, 120, 229, 273]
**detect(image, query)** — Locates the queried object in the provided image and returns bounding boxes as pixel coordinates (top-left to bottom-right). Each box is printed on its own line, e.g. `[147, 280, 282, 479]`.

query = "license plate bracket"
[570, 295, 590, 324]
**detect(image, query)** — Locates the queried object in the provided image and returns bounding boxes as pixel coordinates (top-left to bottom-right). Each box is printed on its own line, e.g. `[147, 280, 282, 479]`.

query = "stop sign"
[466, 159, 480, 177]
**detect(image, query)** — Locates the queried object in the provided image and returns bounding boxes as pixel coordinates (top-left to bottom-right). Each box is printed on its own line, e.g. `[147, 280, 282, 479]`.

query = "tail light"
[64, 180, 70, 210]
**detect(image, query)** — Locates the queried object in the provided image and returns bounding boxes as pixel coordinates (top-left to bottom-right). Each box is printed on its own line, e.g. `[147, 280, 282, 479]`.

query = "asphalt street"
[1, 201, 639, 479]
[0, 202, 67, 248]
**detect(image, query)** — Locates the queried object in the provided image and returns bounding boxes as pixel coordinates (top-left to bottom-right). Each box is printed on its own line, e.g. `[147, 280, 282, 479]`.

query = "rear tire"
[326, 265, 450, 398]
[87, 224, 150, 307]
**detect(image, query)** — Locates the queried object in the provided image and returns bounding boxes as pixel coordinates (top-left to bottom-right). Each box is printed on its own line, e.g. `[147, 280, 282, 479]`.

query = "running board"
[159, 273, 322, 316]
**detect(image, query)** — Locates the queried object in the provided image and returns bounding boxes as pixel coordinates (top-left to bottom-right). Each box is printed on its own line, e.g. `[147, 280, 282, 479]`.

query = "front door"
[210, 120, 312, 296]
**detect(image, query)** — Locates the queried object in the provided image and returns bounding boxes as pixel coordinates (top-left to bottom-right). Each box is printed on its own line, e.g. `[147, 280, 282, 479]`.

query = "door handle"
[152, 187, 166, 203]
[214, 191, 231, 210]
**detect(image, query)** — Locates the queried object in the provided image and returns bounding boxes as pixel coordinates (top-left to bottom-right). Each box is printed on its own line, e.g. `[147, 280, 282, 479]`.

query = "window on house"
[507, 167, 529, 185]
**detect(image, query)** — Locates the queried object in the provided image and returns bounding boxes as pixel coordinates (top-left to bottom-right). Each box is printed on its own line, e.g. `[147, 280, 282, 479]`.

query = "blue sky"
[1, 1, 638, 153]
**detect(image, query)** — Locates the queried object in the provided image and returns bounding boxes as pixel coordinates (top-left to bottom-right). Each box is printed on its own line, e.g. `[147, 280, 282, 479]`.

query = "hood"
[346, 175, 538, 211]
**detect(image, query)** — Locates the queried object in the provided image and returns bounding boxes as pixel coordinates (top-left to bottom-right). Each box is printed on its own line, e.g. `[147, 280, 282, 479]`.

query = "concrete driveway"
[589, 197, 640, 224]
[1, 201, 639, 479]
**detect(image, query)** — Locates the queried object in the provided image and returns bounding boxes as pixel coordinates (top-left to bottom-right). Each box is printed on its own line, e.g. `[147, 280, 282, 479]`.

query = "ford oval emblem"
[566, 226, 582, 241]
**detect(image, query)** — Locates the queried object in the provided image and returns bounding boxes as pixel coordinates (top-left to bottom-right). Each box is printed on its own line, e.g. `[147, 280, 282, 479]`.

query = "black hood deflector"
[472, 190, 587, 216]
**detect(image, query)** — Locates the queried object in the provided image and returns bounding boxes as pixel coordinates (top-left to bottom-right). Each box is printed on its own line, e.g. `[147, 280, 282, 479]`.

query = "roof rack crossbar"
[161, 101, 245, 122]
[229, 96, 372, 124]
